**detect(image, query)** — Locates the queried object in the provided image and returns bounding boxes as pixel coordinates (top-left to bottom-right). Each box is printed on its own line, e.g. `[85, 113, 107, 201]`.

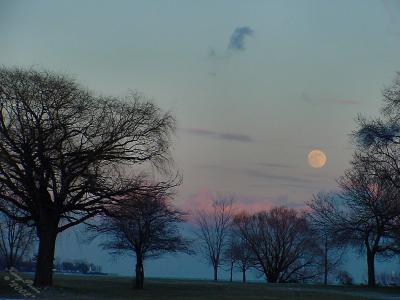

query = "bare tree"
[318, 227, 345, 285]
[0, 67, 176, 286]
[194, 196, 233, 281]
[224, 223, 254, 283]
[353, 72, 400, 258]
[0, 209, 35, 269]
[223, 236, 236, 282]
[234, 207, 321, 283]
[93, 187, 191, 289]
[308, 157, 400, 287]
[307, 193, 345, 285]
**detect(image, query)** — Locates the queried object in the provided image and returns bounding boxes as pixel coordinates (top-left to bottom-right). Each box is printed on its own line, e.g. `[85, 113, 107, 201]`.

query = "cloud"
[242, 168, 312, 184]
[248, 182, 317, 191]
[182, 189, 306, 220]
[259, 162, 293, 169]
[218, 133, 254, 142]
[184, 128, 216, 137]
[184, 128, 255, 143]
[207, 26, 254, 60]
[301, 92, 361, 106]
[228, 26, 254, 51]
[182, 189, 275, 217]
[332, 99, 361, 105]
[199, 164, 325, 189]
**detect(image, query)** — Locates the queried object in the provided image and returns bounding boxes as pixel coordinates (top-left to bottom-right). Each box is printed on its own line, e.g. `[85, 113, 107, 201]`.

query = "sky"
[1, 0, 400, 282]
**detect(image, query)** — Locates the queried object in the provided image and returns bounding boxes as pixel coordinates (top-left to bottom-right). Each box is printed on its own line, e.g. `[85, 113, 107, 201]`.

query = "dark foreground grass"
[1, 273, 400, 300]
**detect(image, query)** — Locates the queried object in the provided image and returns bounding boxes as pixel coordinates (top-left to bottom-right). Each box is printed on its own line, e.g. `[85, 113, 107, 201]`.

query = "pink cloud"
[181, 188, 279, 221]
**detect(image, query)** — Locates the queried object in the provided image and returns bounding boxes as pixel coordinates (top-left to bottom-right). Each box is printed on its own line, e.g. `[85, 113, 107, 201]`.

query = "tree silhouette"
[0, 67, 176, 286]
[194, 197, 233, 281]
[94, 188, 191, 289]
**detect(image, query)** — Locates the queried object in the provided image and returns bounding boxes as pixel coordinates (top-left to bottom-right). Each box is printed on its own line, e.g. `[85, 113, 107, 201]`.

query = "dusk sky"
[1, 0, 400, 281]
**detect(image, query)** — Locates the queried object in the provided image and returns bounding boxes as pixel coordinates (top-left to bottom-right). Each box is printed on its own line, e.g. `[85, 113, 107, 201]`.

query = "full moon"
[307, 149, 327, 168]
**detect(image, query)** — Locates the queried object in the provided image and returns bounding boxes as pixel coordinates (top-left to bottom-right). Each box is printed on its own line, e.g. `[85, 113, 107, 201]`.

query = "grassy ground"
[1, 274, 400, 300]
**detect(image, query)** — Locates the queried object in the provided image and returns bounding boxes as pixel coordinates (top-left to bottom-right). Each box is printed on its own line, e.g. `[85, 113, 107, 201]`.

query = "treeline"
[194, 199, 339, 284]
[54, 260, 103, 274]
[0, 67, 400, 290]
[0, 256, 102, 275]
[193, 196, 400, 287]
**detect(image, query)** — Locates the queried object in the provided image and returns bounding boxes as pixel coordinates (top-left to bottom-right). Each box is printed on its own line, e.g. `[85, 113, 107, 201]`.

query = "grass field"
[1, 274, 400, 300]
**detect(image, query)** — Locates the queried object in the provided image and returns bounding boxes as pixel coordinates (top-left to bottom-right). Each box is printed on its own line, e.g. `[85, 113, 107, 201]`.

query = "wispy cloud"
[228, 26, 254, 51]
[258, 162, 294, 169]
[242, 168, 312, 184]
[248, 182, 318, 191]
[182, 189, 275, 216]
[184, 128, 255, 143]
[218, 133, 253, 142]
[208, 25, 254, 59]
[199, 164, 323, 187]
[301, 92, 362, 106]
[182, 188, 306, 219]
[199, 163, 335, 194]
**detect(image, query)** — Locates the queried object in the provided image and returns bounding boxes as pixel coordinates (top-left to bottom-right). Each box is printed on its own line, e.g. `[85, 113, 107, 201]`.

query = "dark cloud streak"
[259, 162, 293, 169]
[301, 92, 361, 106]
[184, 128, 255, 143]
[242, 169, 312, 184]
[207, 26, 254, 59]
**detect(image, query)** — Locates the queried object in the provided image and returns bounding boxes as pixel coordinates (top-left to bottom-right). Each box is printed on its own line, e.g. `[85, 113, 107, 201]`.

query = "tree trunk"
[367, 250, 376, 287]
[34, 218, 58, 287]
[6, 254, 14, 270]
[135, 255, 144, 289]
[230, 261, 233, 282]
[242, 268, 246, 283]
[267, 270, 279, 283]
[213, 265, 218, 281]
[324, 235, 328, 285]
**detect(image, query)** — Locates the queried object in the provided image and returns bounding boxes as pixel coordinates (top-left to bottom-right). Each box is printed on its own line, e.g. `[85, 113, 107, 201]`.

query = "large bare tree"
[354, 72, 400, 256]
[93, 188, 190, 289]
[194, 196, 233, 281]
[234, 207, 321, 283]
[308, 158, 400, 286]
[0, 67, 176, 286]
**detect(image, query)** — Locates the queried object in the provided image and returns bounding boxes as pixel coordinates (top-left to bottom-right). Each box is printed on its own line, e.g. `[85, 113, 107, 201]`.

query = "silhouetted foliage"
[308, 155, 400, 287]
[0, 209, 35, 269]
[353, 71, 400, 262]
[194, 196, 233, 281]
[0, 67, 176, 286]
[224, 222, 254, 282]
[234, 207, 321, 283]
[307, 193, 346, 285]
[93, 187, 191, 289]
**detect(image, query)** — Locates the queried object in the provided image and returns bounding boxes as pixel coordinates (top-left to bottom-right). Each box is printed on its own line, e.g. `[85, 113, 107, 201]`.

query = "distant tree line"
[54, 259, 103, 274]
